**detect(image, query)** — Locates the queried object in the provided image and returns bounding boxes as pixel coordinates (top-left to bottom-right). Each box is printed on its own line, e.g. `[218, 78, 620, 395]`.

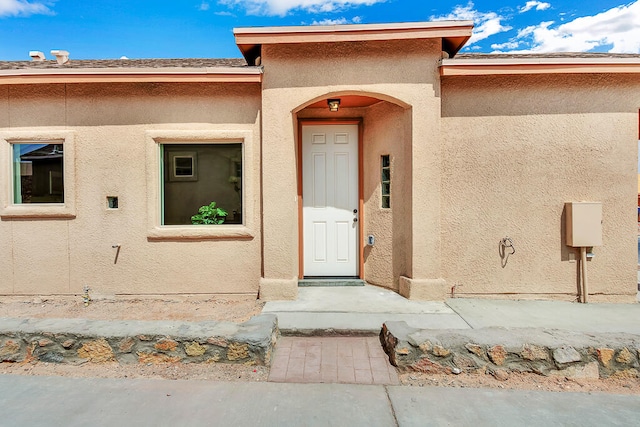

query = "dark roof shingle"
[0, 58, 249, 70]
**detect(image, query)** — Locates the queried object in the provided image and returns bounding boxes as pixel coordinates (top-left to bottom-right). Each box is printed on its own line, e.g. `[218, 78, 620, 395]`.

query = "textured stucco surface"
[260, 39, 445, 295]
[362, 102, 412, 290]
[1, 40, 638, 301]
[0, 82, 262, 296]
[440, 74, 639, 301]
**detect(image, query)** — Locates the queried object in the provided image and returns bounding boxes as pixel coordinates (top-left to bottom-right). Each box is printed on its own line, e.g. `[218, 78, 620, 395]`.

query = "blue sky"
[0, 0, 639, 60]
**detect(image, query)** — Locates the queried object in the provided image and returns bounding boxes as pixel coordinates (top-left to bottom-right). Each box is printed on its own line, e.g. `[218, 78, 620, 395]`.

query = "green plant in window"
[191, 202, 228, 225]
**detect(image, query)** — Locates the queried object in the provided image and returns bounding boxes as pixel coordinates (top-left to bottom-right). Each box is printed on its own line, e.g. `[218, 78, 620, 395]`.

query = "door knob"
[353, 218, 358, 222]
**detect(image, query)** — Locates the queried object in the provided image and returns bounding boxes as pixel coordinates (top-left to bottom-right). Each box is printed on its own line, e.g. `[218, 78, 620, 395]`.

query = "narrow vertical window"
[381, 155, 390, 209]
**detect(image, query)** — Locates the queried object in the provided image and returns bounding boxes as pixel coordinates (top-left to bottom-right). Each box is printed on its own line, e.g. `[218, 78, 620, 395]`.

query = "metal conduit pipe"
[580, 247, 588, 304]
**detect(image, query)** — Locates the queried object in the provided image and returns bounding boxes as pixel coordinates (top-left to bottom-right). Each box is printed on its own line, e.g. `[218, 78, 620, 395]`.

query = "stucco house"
[1, 21, 639, 302]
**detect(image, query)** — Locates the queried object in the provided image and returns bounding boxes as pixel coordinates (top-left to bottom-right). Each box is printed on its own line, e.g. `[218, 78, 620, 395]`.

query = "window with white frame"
[161, 143, 243, 225]
[12, 143, 64, 204]
[0, 132, 75, 219]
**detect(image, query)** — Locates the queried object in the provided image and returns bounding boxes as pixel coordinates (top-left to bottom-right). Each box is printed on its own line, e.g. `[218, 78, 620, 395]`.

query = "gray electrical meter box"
[565, 202, 602, 247]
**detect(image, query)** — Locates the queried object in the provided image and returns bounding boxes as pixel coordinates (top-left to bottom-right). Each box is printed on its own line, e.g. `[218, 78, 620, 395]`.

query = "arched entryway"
[294, 93, 412, 291]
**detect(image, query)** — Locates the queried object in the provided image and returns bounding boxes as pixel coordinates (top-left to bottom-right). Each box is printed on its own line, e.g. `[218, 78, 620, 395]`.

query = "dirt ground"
[400, 371, 640, 395]
[0, 296, 639, 394]
[0, 294, 265, 323]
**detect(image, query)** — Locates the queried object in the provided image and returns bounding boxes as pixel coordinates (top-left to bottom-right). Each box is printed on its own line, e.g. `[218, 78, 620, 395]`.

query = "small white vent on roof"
[29, 51, 46, 61]
[50, 50, 69, 65]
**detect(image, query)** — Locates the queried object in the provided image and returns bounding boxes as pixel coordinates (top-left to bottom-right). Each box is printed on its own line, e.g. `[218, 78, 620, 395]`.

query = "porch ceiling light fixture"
[327, 98, 341, 112]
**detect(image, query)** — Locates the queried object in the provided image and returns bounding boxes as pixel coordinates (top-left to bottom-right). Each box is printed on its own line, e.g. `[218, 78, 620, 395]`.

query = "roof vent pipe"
[50, 50, 69, 65]
[29, 51, 46, 61]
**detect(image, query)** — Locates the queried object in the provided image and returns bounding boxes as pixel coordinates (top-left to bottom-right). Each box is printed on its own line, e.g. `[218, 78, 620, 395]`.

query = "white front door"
[302, 124, 359, 277]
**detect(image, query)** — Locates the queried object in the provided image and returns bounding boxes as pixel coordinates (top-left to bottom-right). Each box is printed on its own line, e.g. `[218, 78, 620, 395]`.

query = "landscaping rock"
[380, 321, 640, 379]
[553, 346, 582, 365]
[491, 369, 509, 381]
[77, 339, 115, 363]
[549, 361, 599, 380]
[0, 314, 278, 366]
[488, 345, 507, 365]
[597, 348, 615, 367]
[521, 344, 548, 361]
[615, 348, 634, 365]
[0, 340, 22, 362]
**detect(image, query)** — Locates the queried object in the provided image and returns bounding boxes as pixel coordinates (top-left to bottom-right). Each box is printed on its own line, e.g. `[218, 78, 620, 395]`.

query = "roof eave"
[234, 21, 474, 64]
[440, 57, 640, 76]
[0, 67, 263, 84]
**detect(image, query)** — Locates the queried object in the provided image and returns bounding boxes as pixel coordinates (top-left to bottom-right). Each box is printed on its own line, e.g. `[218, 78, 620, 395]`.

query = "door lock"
[353, 209, 358, 214]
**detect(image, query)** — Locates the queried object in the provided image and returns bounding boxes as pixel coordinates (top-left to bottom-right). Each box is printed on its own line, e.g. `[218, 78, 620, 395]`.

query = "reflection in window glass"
[174, 156, 194, 177]
[13, 143, 64, 204]
[162, 144, 243, 225]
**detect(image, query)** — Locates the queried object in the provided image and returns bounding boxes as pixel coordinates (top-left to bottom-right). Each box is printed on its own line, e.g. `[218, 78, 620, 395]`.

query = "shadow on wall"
[263, 39, 442, 90]
[7, 83, 262, 127]
[441, 74, 639, 117]
[560, 205, 583, 297]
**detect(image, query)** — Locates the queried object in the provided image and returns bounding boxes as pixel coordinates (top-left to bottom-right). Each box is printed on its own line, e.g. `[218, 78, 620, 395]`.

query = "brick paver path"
[268, 336, 400, 385]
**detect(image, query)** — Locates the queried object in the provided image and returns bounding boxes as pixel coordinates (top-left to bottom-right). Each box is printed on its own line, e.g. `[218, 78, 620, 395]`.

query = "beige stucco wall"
[361, 101, 412, 290]
[440, 73, 639, 302]
[0, 82, 262, 296]
[259, 39, 445, 297]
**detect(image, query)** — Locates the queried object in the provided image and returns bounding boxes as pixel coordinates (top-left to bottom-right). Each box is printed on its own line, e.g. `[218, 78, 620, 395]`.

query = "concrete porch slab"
[262, 285, 471, 334]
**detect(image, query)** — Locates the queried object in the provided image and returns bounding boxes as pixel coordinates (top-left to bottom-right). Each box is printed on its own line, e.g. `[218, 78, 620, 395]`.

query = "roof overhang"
[0, 66, 262, 85]
[441, 56, 640, 76]
[234, 21, 474, 65]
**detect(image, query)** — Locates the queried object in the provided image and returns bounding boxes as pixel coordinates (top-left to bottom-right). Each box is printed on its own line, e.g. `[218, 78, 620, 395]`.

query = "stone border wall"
[381, 322, 640, 380]
[0, 315, 278, 366]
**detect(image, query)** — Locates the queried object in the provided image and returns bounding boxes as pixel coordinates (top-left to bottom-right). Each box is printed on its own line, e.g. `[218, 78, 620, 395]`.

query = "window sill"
[147, 225, 254, 241]
[0, 204, 76, 220]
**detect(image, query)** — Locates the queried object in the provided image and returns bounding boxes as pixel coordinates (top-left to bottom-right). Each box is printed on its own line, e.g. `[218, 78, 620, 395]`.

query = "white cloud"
[519, 1, 550, 13]
[0, 0, 53, 17]
[431, 2, 511, 45]
[491, 40, 521, 50]
[311, 16, 361, 25]
[199, 1, 210, 11]
[507, 1, 640, 53]
[218, 0, 384, 16]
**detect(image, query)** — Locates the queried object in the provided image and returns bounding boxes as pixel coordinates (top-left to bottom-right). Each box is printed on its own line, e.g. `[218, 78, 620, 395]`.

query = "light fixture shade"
[327, 98, 341, 112]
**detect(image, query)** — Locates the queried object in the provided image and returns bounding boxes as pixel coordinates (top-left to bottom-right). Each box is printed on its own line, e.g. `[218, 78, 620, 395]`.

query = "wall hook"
[499, 237, 515, 268]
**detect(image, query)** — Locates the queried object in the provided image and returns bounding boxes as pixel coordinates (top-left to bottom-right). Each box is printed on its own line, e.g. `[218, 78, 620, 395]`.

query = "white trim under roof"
[0, 66, 263, 85]
[234, 21, 474, 63]
[441, 56, 640, 76]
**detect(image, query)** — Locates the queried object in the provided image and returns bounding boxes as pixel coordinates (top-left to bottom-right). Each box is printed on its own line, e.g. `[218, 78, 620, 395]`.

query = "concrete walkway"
[1, 375, 638, 426]
[446, 298, 640, 334]
[262, 285, 640, 334]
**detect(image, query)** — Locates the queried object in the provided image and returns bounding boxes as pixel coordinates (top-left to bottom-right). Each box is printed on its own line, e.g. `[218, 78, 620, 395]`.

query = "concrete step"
[263, 285, 469, 335]
[298, 278, 365, 287]
[272, 312, 470, 335]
